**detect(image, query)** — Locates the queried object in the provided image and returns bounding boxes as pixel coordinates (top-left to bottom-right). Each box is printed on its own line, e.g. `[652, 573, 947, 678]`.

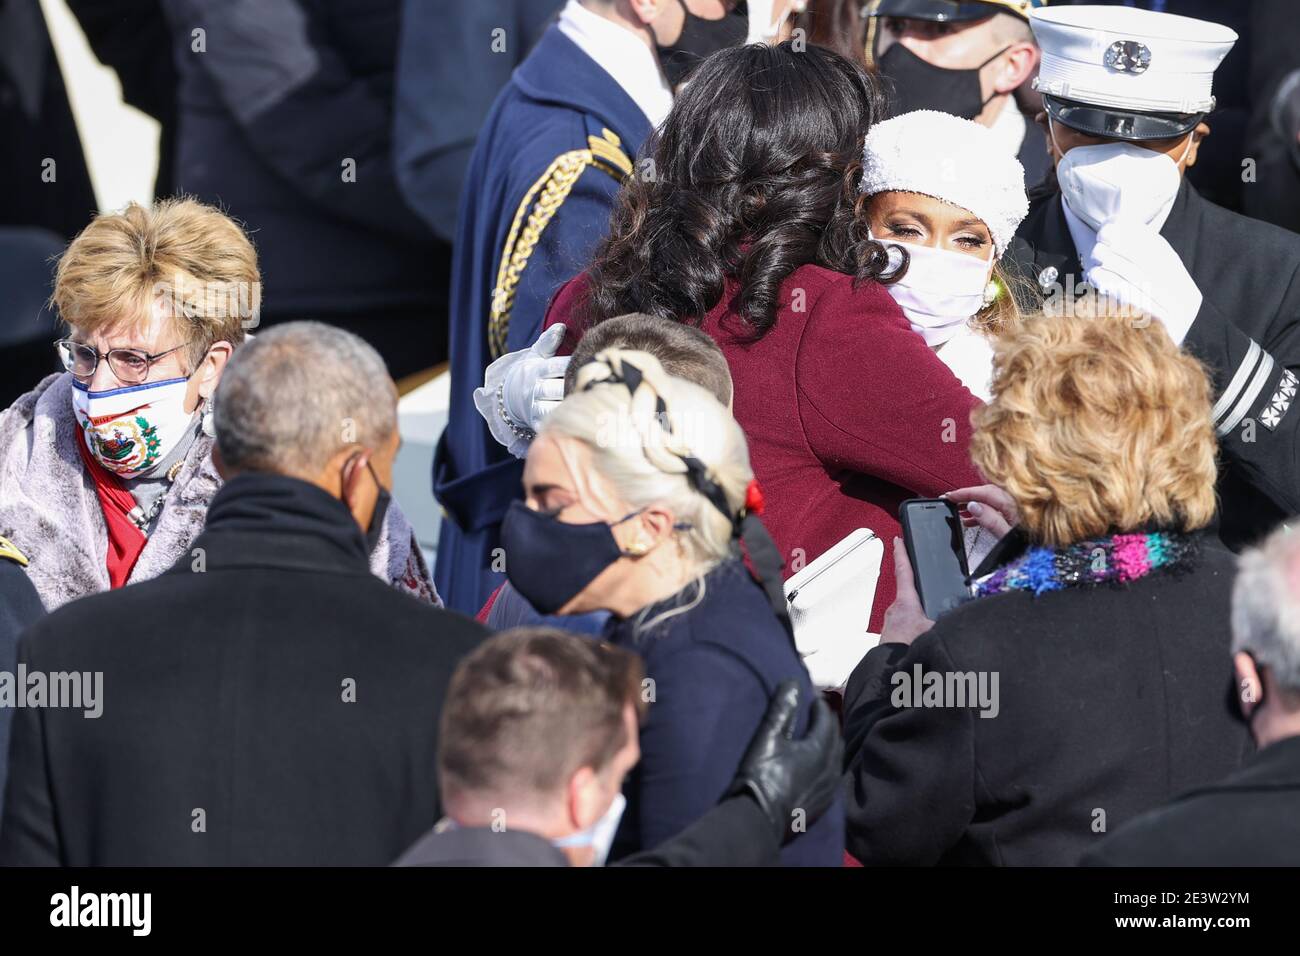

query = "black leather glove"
[725, 680, 843, 846]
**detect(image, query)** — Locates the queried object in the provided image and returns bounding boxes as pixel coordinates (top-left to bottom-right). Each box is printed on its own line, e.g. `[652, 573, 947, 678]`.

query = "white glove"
[472, 324, 570, 459]
[1083, 221, 1202, 346]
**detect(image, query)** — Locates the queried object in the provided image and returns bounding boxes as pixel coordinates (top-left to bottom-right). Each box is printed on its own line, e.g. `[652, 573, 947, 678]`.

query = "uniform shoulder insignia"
[0, 535, 29, 567]
[586, 127, 634, 180]
[488, 128, 634, 359]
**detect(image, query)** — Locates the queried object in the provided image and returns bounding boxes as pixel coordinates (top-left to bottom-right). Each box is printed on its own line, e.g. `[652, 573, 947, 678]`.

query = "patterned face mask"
[72, 376, 198, 479]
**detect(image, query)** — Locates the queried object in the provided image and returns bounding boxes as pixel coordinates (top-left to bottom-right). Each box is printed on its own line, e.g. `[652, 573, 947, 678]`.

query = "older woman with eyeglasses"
[0, 198, 437, 609]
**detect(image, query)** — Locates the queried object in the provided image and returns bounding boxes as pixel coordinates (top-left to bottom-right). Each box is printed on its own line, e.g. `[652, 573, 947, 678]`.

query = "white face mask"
[1053, 122, 1190, 234]
[552, 791, 626, 867]
[72, 376, 199, 479]
[870, 231, 995, 346]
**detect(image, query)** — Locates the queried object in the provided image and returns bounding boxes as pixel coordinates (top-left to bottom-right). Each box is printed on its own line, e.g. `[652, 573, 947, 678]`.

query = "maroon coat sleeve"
[794, 276, 984, 496]
[541, 273, 591, 357]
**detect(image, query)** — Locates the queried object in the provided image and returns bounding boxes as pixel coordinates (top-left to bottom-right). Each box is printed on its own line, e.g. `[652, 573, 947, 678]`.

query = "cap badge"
[1104, 40, 1152, 75]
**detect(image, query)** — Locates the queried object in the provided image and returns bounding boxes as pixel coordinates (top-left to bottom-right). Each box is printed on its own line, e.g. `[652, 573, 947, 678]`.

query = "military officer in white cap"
[1007, 4, 1300, 552]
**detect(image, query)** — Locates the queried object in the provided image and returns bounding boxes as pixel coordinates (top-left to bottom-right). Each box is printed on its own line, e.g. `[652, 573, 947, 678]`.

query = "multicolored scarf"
[974, 532, 1199, 598]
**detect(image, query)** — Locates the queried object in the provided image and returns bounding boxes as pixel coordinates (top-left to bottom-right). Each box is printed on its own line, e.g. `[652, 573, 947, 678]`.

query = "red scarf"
[75, 430, 148, 588]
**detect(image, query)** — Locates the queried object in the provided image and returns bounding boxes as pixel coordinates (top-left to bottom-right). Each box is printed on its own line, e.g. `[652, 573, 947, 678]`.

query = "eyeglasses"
[55, 339, 190, 385]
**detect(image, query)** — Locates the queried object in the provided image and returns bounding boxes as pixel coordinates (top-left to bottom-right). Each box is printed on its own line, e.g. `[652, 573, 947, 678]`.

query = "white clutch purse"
[784, 529, 884, 692]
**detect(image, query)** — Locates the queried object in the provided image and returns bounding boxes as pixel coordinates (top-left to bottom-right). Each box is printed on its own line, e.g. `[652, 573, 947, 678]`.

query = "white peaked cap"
[859, 110, 1029, 256]
[1031, 5, 1237, 117]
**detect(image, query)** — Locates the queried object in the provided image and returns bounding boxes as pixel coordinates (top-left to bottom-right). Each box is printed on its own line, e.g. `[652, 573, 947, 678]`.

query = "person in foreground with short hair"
[0, 198, 436, 611]
[1082, 523, 1300, 866]
[396, 628, 842, 867]
[841, 311, 1251, 866]
[478, 312, 734, 632]
[499, 349, 844, 865]
[0, 323, 487, 866]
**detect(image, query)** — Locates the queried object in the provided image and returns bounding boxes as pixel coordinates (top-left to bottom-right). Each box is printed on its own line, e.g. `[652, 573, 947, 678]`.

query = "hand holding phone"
[899, 498, 972, 620]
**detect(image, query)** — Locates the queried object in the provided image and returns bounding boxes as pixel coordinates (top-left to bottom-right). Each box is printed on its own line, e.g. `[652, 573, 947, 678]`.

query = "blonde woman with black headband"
[498, 349, 843, 866]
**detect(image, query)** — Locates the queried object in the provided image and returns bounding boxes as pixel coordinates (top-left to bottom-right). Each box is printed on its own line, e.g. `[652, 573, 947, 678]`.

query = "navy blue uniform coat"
[433, 25, 651, 613]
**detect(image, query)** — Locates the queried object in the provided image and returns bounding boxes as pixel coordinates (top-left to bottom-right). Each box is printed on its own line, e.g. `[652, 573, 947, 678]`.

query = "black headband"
[583, 358, 737, 527]
[583, 357, 794, 639]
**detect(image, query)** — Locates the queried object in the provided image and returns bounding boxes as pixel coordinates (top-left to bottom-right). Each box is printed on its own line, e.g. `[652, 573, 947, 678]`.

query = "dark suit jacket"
[160, 0, 438, 320]
[65, 0, 177, 198]
[1008, 181, 1300, 551]
[1240, 0, 1299, 230]
[394, 0, 562, 242]
[0, 0, 97, 239]
[0, 473, 487, 866]
[1082, 734, 1300, 867]
[842, 538, 1253, 866]
[394, 796, 780, 867]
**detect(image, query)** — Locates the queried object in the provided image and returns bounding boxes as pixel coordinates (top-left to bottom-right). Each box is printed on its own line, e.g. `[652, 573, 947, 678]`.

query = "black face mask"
[363, 461, 391, 553]
[656, 0, 749, 88]
[876, 41, 1008, 121]
[500, 500, 644, 616]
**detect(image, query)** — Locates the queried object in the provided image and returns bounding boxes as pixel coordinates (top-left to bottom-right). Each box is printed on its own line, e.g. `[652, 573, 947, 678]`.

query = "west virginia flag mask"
[72, 377, 197, 479]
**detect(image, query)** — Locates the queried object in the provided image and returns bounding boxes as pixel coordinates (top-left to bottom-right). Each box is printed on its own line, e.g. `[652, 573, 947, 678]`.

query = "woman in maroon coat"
[541, 41, 982, 634]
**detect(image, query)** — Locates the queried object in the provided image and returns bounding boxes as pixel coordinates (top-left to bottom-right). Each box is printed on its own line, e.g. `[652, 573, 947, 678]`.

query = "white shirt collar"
[558, 0, 673, 130]
[984, 97, 1027, 158]
[1060, 195, 1099, 267]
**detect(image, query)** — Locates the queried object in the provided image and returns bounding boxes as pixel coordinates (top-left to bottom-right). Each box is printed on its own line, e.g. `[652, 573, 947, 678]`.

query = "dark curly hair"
[581, 41, 897, 339]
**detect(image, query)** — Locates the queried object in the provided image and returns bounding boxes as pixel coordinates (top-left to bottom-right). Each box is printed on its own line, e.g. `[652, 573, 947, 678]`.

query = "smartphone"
[899, 498, 972, 620]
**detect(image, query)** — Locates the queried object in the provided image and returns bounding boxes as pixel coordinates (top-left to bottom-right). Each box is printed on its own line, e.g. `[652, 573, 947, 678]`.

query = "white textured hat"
[1031, 5, 1237, 127]
[859, 110, 1029, 256]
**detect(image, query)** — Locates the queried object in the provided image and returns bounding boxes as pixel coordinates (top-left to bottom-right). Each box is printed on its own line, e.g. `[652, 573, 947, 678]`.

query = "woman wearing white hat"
[857, 109, 1031, 401]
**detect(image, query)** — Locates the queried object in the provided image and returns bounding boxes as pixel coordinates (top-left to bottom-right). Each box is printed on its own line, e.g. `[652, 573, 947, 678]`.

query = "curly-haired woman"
[542, 41, 983, 634]
[841, 311, 1253, 866]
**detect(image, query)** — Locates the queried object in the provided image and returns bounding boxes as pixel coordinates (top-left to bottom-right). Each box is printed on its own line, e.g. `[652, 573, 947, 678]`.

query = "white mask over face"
[1054, 122, 1190, 234]
[552, 791, 626, 867]
[870, 231, 995, 347]
[72, 376, 198, 479]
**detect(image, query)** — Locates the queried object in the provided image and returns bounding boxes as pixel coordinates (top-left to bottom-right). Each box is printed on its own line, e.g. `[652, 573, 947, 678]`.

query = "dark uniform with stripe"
[0, 536, 44, 819]
[1008, 180, 1300, 550]
[432, 25, 648, 613]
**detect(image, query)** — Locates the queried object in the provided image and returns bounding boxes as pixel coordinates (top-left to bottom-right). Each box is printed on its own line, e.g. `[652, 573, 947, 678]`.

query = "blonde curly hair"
[971, 313, 1218, 548]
